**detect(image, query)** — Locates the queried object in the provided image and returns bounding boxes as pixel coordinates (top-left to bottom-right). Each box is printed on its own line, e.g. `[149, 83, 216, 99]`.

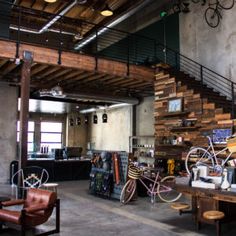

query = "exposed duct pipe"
[74, 0, 154, 50]
[10, 0, 78, 35]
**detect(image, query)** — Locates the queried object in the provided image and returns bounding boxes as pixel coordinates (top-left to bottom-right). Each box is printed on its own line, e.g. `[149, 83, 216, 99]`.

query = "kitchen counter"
[27, 159, 92, 181]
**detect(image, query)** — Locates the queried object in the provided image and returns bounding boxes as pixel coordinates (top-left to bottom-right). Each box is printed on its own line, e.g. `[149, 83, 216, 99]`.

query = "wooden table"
[174, 183, 236, 228]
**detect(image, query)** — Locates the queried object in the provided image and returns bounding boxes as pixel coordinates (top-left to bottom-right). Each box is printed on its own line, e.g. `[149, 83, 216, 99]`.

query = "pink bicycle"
[120, 164, 182, 204]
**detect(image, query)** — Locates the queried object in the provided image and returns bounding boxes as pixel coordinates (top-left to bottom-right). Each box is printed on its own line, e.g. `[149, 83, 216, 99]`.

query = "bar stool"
[203, 210, 225, 236]
[42, 183, 59, 194]
[171, 202, 190, 215]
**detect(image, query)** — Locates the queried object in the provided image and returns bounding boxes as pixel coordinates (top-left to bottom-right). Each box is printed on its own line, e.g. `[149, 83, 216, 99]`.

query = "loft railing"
[0, 1, 235, 117]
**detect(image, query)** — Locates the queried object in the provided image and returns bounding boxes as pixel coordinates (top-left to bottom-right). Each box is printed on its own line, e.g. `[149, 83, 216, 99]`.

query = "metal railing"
[0, 1, 235, 116]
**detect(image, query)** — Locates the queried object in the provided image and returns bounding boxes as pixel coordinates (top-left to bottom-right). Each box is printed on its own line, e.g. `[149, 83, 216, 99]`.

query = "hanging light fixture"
[85, 115, 89, 124]
[76, 117, 81, 125]
[101, 4, 113, 16]
[102, 111, 108, 123]
[93, 112, 98, 124]
[44, 0, 57, 3]
[69, 117, 74, 126]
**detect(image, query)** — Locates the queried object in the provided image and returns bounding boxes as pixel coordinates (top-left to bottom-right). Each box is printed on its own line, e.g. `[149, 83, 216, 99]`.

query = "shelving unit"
[129, 135, 155, 164]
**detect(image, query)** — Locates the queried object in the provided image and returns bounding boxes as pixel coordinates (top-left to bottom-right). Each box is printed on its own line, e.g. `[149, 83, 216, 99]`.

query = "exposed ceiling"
[0, 0, 175, 112]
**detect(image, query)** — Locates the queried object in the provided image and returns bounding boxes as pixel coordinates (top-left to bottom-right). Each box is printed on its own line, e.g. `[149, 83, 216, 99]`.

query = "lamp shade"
[93, 114, 98, 124]
[102, 113, 108, 123]
[101, 4, 113, 16]
[44, 0, 57, 3]
[76, 117, 81, 125]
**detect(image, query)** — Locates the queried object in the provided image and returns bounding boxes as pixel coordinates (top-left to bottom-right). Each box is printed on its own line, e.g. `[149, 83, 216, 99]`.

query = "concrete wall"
[136, 96, 155, 136]
[67, 113, 88, 154]
[0, 84, 18, 183]
[88, 106, 132, 152]
[179, 4, 236, 81]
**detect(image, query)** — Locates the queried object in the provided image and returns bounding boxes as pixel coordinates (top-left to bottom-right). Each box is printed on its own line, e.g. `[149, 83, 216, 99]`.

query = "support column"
[19, 51, 33, 168]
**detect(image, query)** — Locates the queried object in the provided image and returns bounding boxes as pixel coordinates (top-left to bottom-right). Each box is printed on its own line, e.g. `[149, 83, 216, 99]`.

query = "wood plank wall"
[154, 70, 235, 160]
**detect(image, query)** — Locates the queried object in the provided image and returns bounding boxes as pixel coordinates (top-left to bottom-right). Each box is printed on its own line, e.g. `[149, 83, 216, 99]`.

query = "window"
[17, 121, 35, 152]
[40, 122, 62, 151]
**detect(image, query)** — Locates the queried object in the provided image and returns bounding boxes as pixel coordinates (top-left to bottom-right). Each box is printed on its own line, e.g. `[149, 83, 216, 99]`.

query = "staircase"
[161, 67, 235, 115]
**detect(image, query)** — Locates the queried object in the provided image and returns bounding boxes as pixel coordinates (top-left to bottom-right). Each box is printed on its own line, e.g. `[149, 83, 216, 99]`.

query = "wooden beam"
[0, 40, 154, 81]
[19, 51, 33, 168]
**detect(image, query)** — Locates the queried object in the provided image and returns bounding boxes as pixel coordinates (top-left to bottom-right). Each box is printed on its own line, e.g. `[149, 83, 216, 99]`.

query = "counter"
[27, 159, 92, 182]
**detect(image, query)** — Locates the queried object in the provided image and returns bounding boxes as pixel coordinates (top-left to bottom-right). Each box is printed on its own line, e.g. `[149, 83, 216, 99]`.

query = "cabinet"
[129, 136, 155, 164]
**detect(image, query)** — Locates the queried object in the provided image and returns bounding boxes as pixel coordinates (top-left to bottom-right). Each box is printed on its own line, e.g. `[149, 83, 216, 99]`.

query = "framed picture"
[212, 128, 232, 144]
[168, 98, 182, 113]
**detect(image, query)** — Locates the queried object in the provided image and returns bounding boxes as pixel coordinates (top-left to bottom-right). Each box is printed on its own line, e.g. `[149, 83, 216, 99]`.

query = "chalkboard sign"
[212, 128, 232, 144]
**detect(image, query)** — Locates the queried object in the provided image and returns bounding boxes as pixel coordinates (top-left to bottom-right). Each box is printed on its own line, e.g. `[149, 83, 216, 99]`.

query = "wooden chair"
[0, 188, 60, 236]
[203, 210, 225, 236]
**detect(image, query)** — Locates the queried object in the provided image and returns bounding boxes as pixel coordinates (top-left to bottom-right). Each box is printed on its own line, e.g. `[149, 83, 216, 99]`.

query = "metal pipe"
[74, 0, 154, 50]
[10, 0, 78, 35]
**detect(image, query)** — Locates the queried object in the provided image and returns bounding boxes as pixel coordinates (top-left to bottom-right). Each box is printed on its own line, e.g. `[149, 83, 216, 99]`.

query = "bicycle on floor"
[120, 163, 182, 204]
[185, 135, 236, 175]
[204, 0, 234, 28]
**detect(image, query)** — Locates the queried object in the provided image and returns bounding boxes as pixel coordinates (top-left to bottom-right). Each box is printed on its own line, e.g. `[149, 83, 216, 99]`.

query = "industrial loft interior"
[1, 0, 236, 236]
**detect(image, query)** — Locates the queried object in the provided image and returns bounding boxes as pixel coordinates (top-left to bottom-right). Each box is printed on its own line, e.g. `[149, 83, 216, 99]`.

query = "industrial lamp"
[102, 112, 108, 123]
[101, 4, 113, 16]
[76, 117, 81, 125]
[93, 113, 98, 124]
[44, 0, 57, 3]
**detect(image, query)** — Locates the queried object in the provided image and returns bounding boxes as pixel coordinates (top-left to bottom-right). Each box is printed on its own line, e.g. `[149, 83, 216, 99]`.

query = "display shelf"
[158, 111, 190, 118]
[170, 126, 201, 132]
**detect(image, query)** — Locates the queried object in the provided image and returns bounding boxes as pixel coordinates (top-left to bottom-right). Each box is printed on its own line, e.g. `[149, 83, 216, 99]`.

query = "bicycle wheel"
[218, 0, 234, 9]
[157, 176, 182, 203]
[120, 179, 136, 204]
[185, 147, 214, 175]
[204, 7, 220, 28]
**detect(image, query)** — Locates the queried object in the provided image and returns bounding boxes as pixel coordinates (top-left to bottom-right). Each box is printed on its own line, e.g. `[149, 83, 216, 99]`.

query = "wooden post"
[19, 51, 33, 168]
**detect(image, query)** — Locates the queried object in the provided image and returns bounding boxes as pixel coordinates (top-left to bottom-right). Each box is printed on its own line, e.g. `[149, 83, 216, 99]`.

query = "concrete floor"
[0, 180, 236, 236]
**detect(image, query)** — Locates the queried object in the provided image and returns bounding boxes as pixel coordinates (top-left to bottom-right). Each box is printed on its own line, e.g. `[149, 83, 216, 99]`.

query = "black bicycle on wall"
[204, 0, 234, 28]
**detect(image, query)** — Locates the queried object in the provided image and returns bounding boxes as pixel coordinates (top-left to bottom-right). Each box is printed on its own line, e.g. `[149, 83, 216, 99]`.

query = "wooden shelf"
[158, 111, 190, 118]
[170, 126, 201, 131]
[156, 144, 186, 147]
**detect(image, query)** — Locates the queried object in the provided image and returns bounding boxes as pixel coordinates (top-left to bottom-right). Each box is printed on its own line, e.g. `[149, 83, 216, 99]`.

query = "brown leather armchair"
[0, 188, 60, 236]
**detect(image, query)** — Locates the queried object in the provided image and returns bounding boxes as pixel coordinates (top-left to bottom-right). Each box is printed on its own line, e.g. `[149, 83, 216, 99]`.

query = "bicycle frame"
[137, 171, 171, 196]
[203, 136, 233, 167]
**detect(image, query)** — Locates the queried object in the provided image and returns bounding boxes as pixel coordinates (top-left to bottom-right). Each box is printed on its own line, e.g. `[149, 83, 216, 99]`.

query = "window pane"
[28, 143, 34, 152]
[41, 122, 62, 132]
[28, 132, 34, 142]
[41, 133, 62, 142]
[17, 121, 34, 131]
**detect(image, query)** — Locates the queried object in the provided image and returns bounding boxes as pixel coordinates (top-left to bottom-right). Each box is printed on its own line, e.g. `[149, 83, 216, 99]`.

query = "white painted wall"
[0, 84, 18, 183]
[88, 106, 133, 152]
[179, 4, 236, 81]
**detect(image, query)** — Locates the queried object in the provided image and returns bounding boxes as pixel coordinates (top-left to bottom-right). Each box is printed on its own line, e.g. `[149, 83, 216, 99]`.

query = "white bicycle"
[185, 135, 236, 175]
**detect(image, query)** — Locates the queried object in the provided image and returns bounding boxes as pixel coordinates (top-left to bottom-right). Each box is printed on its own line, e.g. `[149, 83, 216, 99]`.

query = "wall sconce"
[85, 115, 89, 124]
[101, 4, 113, 16]
[93, 113, 98, 124]
[102, 112, 108, 123]
[76, 117, 81, 125]
[69, 117, 74, 126]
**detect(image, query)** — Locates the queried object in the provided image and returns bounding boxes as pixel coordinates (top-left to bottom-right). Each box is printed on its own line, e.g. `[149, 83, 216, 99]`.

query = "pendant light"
[44, 0, 57, 3]
[85, 115, 89, 124]
[101, 4, 113, 16]
[102, 111, 108, 123]
[76, 117, 81, 125]
[93, 112, 98, 124]
[69, 117, 74, 126]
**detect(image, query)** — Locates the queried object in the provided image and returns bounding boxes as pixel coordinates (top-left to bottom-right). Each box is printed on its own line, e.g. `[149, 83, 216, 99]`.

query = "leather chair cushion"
[0, 209, 21, 224]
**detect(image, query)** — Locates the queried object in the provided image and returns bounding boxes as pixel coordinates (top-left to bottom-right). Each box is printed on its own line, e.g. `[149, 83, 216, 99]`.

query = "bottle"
[221, 169, 230, 190]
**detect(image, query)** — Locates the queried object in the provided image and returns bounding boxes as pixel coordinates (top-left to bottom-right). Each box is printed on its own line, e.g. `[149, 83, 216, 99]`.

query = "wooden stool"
[42, 183, 59, 194]
[203, 210, 225, 236]
[171, 202, 190, 215]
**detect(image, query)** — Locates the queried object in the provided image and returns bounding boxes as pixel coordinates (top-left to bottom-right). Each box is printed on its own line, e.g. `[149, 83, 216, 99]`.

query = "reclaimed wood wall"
[154, 70, 234, 160]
